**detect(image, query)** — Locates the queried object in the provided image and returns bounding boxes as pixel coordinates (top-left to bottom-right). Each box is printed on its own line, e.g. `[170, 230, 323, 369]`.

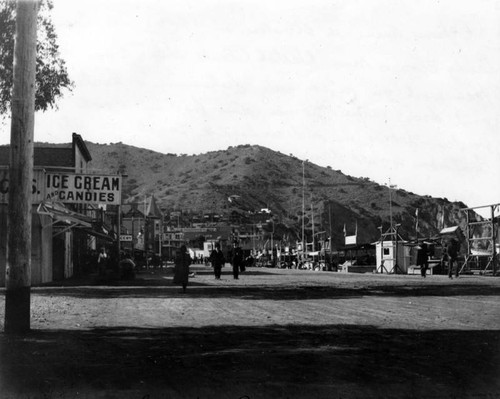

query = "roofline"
[72, 132, 92, 162]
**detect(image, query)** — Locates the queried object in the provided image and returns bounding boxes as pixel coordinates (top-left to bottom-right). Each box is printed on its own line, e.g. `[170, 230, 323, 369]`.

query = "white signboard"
[45, 173, 121, 205]
[0, 168, 45, 204]
[345, 235, 357, 246]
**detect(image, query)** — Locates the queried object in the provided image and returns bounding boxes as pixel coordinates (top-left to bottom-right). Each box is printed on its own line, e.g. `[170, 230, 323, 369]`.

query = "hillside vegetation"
[82, 142, 469, 247]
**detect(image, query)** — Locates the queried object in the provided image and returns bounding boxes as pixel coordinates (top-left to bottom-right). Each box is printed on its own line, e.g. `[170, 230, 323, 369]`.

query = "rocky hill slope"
[82, 142, 470, 247]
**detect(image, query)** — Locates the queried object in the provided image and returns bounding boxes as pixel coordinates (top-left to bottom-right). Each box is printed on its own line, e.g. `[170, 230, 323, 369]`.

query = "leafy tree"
[0, 0, 72, 115]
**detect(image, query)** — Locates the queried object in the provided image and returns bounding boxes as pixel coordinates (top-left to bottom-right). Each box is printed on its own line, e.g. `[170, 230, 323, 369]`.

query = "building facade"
[0, 133, 117, 285]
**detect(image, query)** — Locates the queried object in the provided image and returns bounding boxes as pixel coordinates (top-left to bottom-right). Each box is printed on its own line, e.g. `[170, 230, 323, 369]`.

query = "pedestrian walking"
[416, 241, 429, 277]
[447, 238, 460, 279]
[231, 241, 244, 279]
[119, 252, 136, 280]
[97, 247, 108, 276]
[173, 245, 191, 293]
[210, 242, 225, 279]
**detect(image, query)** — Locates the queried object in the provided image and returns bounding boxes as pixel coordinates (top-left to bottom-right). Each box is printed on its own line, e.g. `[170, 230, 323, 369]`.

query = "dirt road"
[1, 266, 500, 398]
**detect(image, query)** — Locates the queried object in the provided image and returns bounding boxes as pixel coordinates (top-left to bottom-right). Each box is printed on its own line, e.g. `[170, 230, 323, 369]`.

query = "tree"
[0, 0, 72, 116]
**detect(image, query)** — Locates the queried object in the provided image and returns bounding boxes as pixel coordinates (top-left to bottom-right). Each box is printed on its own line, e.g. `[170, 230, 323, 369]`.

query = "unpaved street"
[1, 266, 500, 398]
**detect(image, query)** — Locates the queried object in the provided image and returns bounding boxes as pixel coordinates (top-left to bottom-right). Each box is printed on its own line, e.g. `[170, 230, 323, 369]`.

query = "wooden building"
[0, 133, 116, 285]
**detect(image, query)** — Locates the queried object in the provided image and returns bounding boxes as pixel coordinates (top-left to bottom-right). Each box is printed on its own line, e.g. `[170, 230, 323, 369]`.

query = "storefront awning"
[81, 226, 116, 242]
[37, 200, 114, 241]
[38, 200, 92, 230]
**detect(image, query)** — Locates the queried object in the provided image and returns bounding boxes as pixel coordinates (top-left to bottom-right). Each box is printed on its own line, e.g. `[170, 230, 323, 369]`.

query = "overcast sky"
[2, 0, 499, 217]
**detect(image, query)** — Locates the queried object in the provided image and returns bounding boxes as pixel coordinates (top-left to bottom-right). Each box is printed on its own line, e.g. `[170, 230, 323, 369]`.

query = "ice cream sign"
[0, 169, 122, 205]
[45, 173, 122, 205]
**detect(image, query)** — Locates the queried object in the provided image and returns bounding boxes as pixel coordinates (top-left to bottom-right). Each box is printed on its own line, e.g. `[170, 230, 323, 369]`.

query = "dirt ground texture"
[1, 265, 500, 399]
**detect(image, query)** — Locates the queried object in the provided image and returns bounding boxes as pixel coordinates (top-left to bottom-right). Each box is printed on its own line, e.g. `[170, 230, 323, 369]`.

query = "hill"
[82, 142, 469, 248]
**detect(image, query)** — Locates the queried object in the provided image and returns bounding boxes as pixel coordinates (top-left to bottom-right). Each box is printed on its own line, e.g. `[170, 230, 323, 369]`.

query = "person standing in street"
[272, 245, 278, 268]
[447, 238, 460, 279]
[231, 240, 244, 279]
[416, 241, 429, 277]
[210, 242, 225, 279]
[173, 245, 191, 293]
[97, 247, 108, 276]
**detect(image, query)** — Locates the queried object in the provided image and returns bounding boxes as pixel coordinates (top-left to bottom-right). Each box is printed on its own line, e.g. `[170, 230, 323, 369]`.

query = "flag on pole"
[440, 206, 445, 229]
[343, 223, 346, 236]
[415, 208, 419, 232]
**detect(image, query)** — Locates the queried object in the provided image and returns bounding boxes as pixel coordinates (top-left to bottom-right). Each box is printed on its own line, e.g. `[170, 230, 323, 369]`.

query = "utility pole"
[116, 203, 121, 265]
[144, 196, 148, 268]
[301, 160, 306, 263]
[310, 195, 315, 253]
[5, 0, 39, 334]
[389, 182, 393, 228]
[131, 215, 135, 257]
[158, 213, 163, 259]
[328, 203, 332, 268]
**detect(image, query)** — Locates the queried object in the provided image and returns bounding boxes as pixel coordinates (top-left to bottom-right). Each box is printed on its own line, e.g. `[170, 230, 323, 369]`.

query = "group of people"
[416, 238, 461, 278]
[96, 247, 138, 279]
[172, 241, 245, 293]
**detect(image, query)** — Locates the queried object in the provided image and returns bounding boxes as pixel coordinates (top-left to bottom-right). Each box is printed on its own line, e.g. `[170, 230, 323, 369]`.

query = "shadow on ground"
[0, 324, 499, 398]
[36, 267, 281, 287]
[28, 282, 500, 300]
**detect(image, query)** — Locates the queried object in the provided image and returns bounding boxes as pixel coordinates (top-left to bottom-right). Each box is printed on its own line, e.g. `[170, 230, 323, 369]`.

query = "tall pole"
[271, 219, 274, 255]
[310, 196, 315, 254]
[329, 203, 332, 268]
[144, 196, 148, 268]
[5, 0, 39, 334]
[388, 180, 393, 229]
[302, 160, 306, 262]
[131, 216, 135, 256]
[159, 214, 163, 258]
[116, 203, 121, 262]
[492, 205, 497, 276]
[252, 224, 255, 255]
[116, 174, 122, 264]
[378, 226, 385, 273]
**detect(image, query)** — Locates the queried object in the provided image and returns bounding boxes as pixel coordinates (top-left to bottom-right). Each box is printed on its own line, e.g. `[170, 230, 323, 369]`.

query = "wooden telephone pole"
[4, 0, 39, 334]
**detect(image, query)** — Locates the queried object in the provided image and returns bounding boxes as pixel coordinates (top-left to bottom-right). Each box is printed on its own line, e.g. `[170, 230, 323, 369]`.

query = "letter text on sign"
[0, 168, 45, 204]
[45, 173, 121, 205]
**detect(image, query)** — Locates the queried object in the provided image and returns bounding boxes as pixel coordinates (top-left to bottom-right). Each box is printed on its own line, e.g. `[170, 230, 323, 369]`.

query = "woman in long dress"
[173, 245, 191, 293]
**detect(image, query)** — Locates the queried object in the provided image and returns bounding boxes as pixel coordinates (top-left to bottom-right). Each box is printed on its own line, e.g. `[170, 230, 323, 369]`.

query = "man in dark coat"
[209, 243, 225, 279]
[173, 245, 191, 292]
[447, 238, 460, 279]
[231, 241, 244, 279]
[416, 242, 429, 278]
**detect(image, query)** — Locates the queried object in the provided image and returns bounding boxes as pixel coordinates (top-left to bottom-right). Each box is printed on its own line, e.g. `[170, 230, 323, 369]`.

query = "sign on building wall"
[0, 168, 45, 204]
[345, 235, 357, 246]
[45, 173, 121, 205]
[0, 170, 122, 205]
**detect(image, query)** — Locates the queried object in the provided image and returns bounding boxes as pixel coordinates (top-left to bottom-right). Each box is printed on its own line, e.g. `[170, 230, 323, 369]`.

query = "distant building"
[121, 196, 163, 256]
